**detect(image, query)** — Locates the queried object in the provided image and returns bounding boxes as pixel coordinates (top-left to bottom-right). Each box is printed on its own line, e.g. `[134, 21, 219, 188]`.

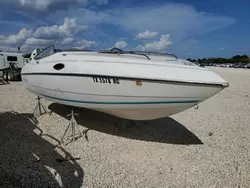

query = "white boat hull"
[22, 74, 224, 120]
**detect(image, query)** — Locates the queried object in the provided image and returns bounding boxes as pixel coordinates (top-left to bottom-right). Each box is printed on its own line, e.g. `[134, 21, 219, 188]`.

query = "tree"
[231, 55, 249, 63]
[189, 54, 250, 64]
[186, 58, 197, 63]
[241, 55, 249, 59]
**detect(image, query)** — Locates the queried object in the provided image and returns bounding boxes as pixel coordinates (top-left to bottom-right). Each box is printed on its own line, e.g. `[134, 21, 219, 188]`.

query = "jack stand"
[114, 119, 140, 132]
[61, 110, 89, 146]
[33, 97, 47, 117]
[129, 120, 140, 129]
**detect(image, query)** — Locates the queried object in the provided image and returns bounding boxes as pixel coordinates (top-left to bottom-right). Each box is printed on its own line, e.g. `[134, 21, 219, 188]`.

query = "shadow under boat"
[0, 111, 84, 188]
[48, 103, 203, 145]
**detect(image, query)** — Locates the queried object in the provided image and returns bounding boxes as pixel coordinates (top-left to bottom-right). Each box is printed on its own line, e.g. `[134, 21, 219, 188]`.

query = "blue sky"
[0, 0, 249, 59]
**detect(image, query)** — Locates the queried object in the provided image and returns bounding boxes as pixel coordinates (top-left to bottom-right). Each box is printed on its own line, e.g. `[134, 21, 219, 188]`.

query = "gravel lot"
[0, 67, 250, 188]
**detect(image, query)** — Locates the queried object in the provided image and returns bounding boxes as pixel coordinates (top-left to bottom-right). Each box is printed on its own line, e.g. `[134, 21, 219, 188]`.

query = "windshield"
[34, 45, 55, 60]
[127, 51, 178, 59]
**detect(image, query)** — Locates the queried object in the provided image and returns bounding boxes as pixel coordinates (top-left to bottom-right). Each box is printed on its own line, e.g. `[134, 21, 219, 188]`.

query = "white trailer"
[0, 52, 25, 81]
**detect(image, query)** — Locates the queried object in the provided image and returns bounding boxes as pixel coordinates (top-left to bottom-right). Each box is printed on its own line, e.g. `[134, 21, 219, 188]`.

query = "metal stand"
[114, 119, 140, 132]
[61, 110, 89, 145]
[0, 71, 9, 84]
[33, 97, 47, 117]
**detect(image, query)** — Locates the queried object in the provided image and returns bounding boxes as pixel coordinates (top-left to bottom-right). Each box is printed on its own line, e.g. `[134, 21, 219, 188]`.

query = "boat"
[21, 45, 229, 120]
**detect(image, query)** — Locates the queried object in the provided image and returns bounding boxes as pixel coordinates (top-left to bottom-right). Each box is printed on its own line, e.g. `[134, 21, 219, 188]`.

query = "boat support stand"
[114, 119, 140, 132]
[33, 97, 47, 117]
[61, 110, 89, 146]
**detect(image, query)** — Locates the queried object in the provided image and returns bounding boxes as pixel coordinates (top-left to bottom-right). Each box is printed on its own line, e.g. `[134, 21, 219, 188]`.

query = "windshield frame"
[132, 51, 178, 59]
[34, 44, 55, 60]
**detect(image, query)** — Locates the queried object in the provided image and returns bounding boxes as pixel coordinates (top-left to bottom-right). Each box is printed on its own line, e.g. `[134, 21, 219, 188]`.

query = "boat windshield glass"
[34, 45, 55, 60]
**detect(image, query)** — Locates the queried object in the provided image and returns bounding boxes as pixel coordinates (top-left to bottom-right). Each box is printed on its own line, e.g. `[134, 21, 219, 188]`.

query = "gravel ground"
[0, 67, 250, 188]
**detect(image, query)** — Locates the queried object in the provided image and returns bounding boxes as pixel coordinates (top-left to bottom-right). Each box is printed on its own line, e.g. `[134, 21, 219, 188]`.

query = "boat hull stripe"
[28, 89, 199, 105]
[21, 72, 228, 88]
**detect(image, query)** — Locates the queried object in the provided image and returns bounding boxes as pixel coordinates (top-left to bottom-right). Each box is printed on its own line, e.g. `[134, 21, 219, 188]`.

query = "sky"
[0, 0, 249, 59]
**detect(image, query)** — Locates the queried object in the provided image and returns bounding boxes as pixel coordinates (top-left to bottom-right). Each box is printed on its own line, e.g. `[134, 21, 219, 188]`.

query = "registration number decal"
[92, 77, 120, 84]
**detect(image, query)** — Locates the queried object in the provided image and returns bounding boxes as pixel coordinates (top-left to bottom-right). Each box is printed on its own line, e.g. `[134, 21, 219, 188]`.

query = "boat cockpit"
[32, 45, 197, 66]
[34, 45, 178, 60]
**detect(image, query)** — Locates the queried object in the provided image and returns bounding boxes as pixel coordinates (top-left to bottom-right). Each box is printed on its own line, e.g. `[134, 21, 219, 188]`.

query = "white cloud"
[25, 38, 53, 46]
[220, 48, 225, 51]
[61, 37, 75, 46]
[0, 17, 92, 52]
[72, 39, 96, 50]
[114, 41, 128, 49]
[1, 0, 78, 12]
[20, 38, 96, 53]
[34, 18, 87, 39]
[110, 3, 236, 40]
[0, 17, 85, 45]
[94, 0, 108, 5]
[0, 0, 108, 14]
[0, 45, 19, 52]
[0, 28, 33, 45]
[52, 8, 111, 26]
[185, 52, 193, 56]
[136, 34, 172, 51]
[136, 30, 158, 39]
